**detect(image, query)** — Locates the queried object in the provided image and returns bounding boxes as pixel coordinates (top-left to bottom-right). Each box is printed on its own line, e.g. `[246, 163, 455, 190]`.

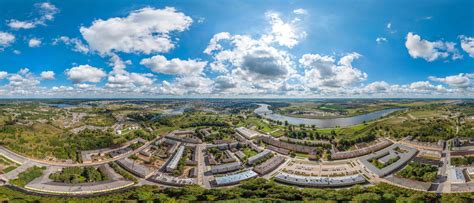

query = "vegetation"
[371, 156, 400, 169]
[451, 156, 474, 167]
[0, 179, 469, 202]
[49, 166, 107, 184]
[9, 166, 45, 187]
[397, 162, 438, 182]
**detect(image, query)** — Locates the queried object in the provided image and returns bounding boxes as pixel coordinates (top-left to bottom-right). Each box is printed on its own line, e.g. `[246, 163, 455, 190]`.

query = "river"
[254, 104, 403, 128]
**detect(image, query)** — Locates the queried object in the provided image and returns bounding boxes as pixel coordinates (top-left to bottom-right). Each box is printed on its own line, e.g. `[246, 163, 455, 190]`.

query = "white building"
[467, 167, 474, 176]
[448, 168, 466, 184]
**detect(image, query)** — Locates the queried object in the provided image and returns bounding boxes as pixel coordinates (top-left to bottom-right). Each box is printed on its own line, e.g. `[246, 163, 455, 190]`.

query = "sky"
[0, 0, 472, 98]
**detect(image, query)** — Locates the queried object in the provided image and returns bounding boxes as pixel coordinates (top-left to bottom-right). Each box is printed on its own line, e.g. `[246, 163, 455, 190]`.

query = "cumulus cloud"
[408, 81, 446, 93]
[40, 71, 55, 80]
[460, 35, 474, 57]
[299, 53, 367, 89]
[140, 55, 207, 75]
[0, 71, 8, 79]
[293, 8, 307, 15]
[205, 33, 294, 78]
[106, 55, 155, 90]
[80, 7, 192, 55]
[386, 22, 396, 34]
[376, 37, 387, 44]
[159, 75, 214, 95]
[7, 68, 40, 87]
[264, 11, 306, 48]
[405, 32, 460, 61]
[28, 38, 42, 47]
[8, 2, 59, 29]
[240, 47, 292, 80]
[53, 36, 90, 54]
[0, 32, 15, 50]
[429, 73, 473, 89]
[65, 65, 106, 83]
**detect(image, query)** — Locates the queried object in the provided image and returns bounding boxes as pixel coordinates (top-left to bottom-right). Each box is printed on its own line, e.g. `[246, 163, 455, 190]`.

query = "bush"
[9, 166, 45, 187]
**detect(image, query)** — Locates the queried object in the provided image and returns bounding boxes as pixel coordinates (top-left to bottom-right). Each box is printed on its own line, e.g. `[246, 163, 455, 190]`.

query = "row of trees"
[3, 178, 473, 202]
[396, 162, 438, 182]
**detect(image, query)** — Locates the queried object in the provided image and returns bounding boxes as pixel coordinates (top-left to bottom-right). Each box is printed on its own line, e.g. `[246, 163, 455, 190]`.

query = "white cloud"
[203, 32, 231, 55]
[205, 33, 294, 81]
[80, 7, 192, 55]
[0, 71, 8, 79]
[0, 32, 15, 50]
[140, 55, 207, 75]
[264, 11, 306, 48]
[376, 37, 387, 44]
[13, 50, 21, 55]
[40, 71, 55, 80]
[28, 38, 42, 48]
[65, 65, 106, 83]
[159, 75, 214, 95]
[460, 35, 474, 57]
[293, 8, 307, 15]
[53, 36, 90, 54]
[362, 81, 391, 93]
[106, 55, 155, 90]
[7, 68, 40, 87]
[429, 73, 473, 89]
[8, 2, 59, 29]
[405, 32, 460, 62]
[299, 52, 367, 89]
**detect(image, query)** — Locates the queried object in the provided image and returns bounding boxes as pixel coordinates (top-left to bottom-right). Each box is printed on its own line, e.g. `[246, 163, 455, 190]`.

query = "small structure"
[448, 168, 466, 184]
[467, 167, 474, 176]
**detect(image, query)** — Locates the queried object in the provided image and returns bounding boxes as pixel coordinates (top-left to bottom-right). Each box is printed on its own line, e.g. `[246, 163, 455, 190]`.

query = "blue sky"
[0, 0, 472, 98]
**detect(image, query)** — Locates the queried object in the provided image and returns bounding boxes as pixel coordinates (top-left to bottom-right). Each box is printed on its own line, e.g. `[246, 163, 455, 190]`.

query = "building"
[165, 145, 185, 172]
[210, 162, 242, 174]
[247, 150, 272, 165]
[384, 176, 432, 191]
[448, 168, 466, 184]
[116, 158, 154, 179]
[258, 136, 314, 153]
[235, 127, 260, 139]
[467, 167, 474, 176]
[214, 170, 258, 186]
[274, 172, 366, 187]
[358, 144, 417, 178]
[253, 155, 286, 175]
[378, 151, 399, 165]
[332, 138, 392, 160]
[400, 136, 444, 152]
[150, 173, 195, 186]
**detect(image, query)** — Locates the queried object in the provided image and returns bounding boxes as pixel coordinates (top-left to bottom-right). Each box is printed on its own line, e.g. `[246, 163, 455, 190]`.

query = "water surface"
[254, 104, 402, 128]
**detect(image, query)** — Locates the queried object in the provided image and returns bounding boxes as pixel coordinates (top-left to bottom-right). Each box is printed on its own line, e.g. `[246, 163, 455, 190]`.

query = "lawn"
[9, 166, 46, 187]
[242, 148, 258, 158]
